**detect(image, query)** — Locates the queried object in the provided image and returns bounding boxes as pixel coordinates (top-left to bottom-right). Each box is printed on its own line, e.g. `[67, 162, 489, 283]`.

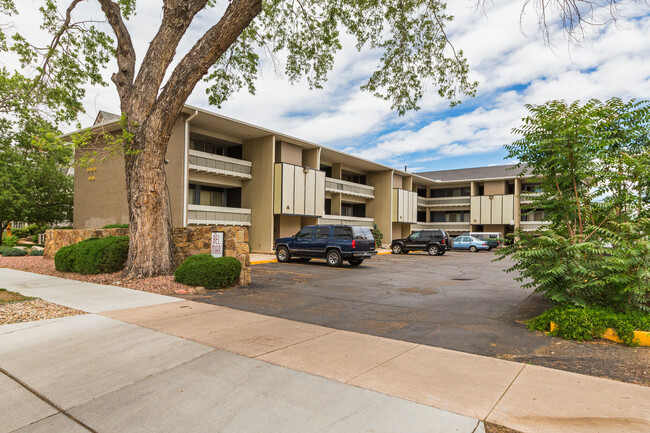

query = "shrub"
[371, 223, 384, 248]
[32, 234, 39, 243]
[2, 234, 18, 247]
[102, 223, 129, 229]
[1, 247, 28, 257]
[29, 249, 44, 256]
[174, 254, 241, 290]
[54, 236, 129, 274]
[528, 305, 650, 346]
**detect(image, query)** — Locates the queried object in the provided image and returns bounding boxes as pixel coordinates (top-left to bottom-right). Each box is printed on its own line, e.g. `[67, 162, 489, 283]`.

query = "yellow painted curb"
[377, 251, 392, 255]
[549, 321, 650, 346]
[251, 259, 277, 265]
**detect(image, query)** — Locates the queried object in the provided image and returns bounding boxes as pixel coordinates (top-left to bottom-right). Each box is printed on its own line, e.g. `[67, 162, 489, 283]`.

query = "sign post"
[211, 231, 225, 258]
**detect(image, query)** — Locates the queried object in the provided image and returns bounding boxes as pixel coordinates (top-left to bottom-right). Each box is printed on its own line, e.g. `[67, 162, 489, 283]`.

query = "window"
[522, 210, 545, 221]
[341, 203, 366, 217]
[324, 199, 332, 215]
[321, 165, 333, 178]
[417, 188, 427, 198]
[333, 226, 353, 239]
[295, 227, 313, 239]
[341, 170, 367, 185]
[417, 210, 426, 222]
[431, 187, 470, 198]
[407, 232, 421, 241]
[315, 226, 330, 239]
[523, 183, 543, 193]
[352, 226, 374, 240]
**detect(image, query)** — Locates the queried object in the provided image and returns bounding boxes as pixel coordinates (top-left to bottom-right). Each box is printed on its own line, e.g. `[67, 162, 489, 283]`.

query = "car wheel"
[326, 249, 343, 267]
[469, 246, 477, 253]
[349, 259, 364, 266]
[392, 244, 402, 254]
[439, 251, 446, 256]
[487, 246, 493, 251]
[427, 245, 439, 256]
[276, 246, 290, 262]
[298, 258, 311, 263]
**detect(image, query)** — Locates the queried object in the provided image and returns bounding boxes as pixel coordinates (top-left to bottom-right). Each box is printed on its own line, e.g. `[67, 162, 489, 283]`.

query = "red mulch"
[0, 256, 196, 295]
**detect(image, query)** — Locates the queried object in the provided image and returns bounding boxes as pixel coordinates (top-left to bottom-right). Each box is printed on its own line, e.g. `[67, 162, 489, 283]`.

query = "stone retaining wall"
[44, 225, 251, 286]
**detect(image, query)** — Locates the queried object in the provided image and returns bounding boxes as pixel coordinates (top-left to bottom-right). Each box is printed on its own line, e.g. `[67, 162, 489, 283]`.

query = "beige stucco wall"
[275, 141, 302, 165]
[484, 180, 507, 195]
[367, 170, 393, 246]
[73, 118, 185, 229]
[302, 148, 320, 171]
[393, 174, 403, 189]
[243, 135, 275, 252]
[482, 225, 506, 237]
[331, 193, 342, 215]
[274, 214, 302, 239]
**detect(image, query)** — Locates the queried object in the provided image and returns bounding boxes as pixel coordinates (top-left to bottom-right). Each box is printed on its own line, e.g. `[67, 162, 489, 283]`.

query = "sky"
[11, 1, 650, 173]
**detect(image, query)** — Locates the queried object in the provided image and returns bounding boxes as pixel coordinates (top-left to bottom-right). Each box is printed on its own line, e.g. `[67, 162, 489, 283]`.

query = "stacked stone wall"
[44, 225, 251, 286]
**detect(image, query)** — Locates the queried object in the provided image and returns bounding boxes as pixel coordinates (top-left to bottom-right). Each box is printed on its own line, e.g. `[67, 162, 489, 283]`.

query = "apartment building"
[73, 106, 545, 252]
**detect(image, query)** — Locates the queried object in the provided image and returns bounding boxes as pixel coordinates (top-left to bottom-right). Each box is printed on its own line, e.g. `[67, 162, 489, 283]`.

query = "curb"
[252, 250, 392, 265]
[550, 321, 650, 346]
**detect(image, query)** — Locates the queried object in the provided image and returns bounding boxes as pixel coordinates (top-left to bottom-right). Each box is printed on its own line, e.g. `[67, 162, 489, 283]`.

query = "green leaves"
[499, 99, 650, 312]
[204, 0, 477, 115]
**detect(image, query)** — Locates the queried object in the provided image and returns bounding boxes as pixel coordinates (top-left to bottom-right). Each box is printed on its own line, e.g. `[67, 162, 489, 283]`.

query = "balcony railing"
[325, 177, 374, 199]
[187, 204, 251, 226]
[520, 192, 541, 205]
[188, 149, 252, 180]
[417, 196, 471, 207]
[318, 215, 374, 228]
[411, 222, 471, 233]
[520, 221, 550, 231]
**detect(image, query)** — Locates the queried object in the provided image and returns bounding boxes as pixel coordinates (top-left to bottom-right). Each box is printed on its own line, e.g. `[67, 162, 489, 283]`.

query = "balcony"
[326, 177, 374, 199]
[417, 196, 471, 208]
[520, 221, 550, 231]
[520, 192, 541, 205]
[411, 222, 471, 233]
[188, 149, 252, 180]
[187, 204, 251, 226]
[318, 215, 374, 228]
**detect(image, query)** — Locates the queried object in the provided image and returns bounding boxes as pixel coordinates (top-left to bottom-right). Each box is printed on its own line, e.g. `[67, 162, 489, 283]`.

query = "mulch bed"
[0, 256, 198, 295]
[0, 299, 85, 325]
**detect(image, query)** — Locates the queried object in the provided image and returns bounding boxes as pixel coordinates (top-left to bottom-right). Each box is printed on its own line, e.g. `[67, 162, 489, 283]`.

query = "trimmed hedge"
[29, 249, 44, 256]
[1, 247, 28, 257]
[102, 223, 129, 229]
[174, 254, 241, 290]
[54, 236, 129, 274]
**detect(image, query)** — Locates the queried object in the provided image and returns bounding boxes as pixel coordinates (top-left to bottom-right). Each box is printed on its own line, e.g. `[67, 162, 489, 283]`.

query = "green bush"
[174, 254, 241, 290]
[528, 305, 650, 346]
[32, 234, 39, 243]
[29, 249, 44, 256]
[1, 247, 28, 257]
[371, 223, 383, 248]
[54, 236, 129, 274]
[102, 223, 129, 229]
[2, 234, 18, 247]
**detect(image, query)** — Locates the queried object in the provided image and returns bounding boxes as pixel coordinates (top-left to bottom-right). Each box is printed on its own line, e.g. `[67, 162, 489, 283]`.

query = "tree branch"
[130, 0, 209, 116]
[151, 0, 262, 132]
[96, 0, 136, 102]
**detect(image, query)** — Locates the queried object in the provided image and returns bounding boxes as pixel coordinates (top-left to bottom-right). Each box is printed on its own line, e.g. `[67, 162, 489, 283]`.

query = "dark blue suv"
[273, 225, 377, 267]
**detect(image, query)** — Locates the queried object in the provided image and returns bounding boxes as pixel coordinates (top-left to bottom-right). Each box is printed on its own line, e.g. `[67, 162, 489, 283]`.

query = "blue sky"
[16, 0, 650, 173]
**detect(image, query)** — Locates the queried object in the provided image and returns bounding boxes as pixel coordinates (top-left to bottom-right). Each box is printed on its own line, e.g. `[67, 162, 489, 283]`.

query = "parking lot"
[184, 251, 650, 385]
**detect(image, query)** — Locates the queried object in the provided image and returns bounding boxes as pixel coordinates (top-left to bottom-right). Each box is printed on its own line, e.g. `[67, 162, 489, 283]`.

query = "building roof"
[417, 164, 529, 182]
[94, 111, 120, 125]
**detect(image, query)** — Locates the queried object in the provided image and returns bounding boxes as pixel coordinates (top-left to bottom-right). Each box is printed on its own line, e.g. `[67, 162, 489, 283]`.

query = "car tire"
[326, 249, 343, 267]
[276, 246, 291, 262]
[439, 251, 446, 256]
[487, 246, 493, 251]
[392, 244, 403, 254]
[349, 259, 364, 266]
[298, 258, 311, 263]
[427, 245, 439, 256]
[469, 246, 478, 253]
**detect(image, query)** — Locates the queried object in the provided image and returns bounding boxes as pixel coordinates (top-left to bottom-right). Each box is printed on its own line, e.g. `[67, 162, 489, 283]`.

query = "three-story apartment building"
[73, 106, 545, 252]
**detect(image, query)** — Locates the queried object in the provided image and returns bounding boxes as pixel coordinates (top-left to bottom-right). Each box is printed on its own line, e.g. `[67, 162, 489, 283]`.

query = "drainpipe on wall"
[183, 110, 199, 226]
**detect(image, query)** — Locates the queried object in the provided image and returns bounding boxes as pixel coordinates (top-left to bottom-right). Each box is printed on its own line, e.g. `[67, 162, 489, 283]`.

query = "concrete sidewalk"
[2, 269, 649, 433]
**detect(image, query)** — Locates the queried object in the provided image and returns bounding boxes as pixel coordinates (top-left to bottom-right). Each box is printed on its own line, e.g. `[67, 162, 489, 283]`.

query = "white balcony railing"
[520, 221, 550, 231]
[411, 222, 471, 233]
[325, 177, 374, 199]
[520, 192, 541, 205]
[417, 196, 471, 208]
[187, 204, 252, 226]
[318, 215, 374, 228]
[188, 149, 252, 179]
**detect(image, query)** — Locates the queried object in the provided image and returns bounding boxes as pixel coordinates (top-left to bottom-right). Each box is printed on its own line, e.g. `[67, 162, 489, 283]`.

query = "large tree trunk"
[122, 123, 175, 278]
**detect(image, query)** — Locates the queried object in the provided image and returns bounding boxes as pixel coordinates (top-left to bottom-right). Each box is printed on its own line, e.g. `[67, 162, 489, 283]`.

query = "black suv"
[273, 225, 377, 267]
[390, 229, 450, 256]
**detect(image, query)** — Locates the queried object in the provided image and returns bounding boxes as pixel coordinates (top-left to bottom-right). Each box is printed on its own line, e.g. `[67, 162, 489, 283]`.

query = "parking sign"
[211, 231, 225, 258]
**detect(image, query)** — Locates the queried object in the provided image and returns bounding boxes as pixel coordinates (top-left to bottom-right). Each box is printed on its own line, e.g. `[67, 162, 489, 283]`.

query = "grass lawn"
[0, 288, 35, 304]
